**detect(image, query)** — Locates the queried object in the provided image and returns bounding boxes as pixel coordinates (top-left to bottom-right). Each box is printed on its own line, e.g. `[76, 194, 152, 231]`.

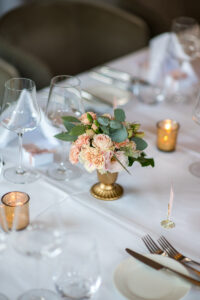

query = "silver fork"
[158, 236, 200, 266]
[158, 236, 200, 277]
[142, 234, 165, 255]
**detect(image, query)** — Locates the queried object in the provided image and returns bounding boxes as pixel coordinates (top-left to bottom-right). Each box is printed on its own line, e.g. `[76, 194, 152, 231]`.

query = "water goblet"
[189, 92, 200, 177]
[165, 17, 200, 102]
[53, 232, 101, 299]
[13, 200, 65, 300]
[0, 78, 41, 184]
[46, 75, 84, 181]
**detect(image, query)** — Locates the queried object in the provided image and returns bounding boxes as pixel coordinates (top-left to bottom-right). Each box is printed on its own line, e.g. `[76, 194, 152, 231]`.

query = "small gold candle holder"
[1, 191, 29, 231]
[157, 119, 180, 152]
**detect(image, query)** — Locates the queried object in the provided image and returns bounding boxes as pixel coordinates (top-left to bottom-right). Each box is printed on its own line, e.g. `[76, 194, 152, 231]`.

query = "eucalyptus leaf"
[114, 109, 125, 122]
[110, 120, 122, 129]
[110, 125, 128, 143]
[55, 132, 77, 142]
[100, 125, 109, 135]
[63, 121, 75, 132]
[62, 116, 80, 123]
[132, 137, 148, 150]
[69, 125, 85, 136]
[87, 113, 93, 123]
[97, 116, 109, 126]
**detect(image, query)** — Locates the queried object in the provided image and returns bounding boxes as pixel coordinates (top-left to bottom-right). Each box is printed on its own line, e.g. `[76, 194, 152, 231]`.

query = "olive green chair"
[0, 57, 19, 104]
[0, 0, 149, 88]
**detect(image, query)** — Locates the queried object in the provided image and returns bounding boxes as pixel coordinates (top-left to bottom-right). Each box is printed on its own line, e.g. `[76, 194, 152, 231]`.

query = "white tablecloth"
[0, 49, 200, 299]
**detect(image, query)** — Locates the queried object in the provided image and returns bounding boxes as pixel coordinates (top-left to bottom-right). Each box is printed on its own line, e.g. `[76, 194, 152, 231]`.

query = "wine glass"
[53, 232, 101, 299]
[46, 75, 84, 181]
[165, 17, 200, 102]
[13, 200, 65, 300]
[0, 78, 41, 184]
[189, 92, 200, 177]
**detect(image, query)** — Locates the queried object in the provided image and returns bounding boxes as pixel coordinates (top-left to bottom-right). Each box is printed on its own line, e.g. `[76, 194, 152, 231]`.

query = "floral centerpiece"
[55, 109, 154, 200]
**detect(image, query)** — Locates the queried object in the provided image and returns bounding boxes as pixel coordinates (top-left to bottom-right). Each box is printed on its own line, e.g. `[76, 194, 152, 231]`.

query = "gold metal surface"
[90, 171, 123, 200]
[161, 219, 175, 229]
[157, 119, 179, 152]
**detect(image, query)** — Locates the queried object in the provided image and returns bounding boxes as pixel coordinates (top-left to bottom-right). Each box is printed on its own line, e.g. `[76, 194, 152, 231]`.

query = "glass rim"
[156, 119, 180, 130]
[172, 16, 198, 28]
[4, 78, 36, 92]
[1, 191, 30, 207]
[50, 75, 81, 88]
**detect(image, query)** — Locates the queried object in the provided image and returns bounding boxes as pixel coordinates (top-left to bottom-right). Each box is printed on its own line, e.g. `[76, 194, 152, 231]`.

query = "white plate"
[114, 254, 191, 300]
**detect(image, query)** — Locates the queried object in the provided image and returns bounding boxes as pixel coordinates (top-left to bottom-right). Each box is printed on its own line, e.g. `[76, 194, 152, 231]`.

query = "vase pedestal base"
[90, 182, 123, 201]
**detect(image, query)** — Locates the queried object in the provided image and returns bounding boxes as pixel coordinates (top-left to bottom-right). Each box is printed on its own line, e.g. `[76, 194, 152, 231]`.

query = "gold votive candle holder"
[1, 191, 30, 231]
[156, 119, 179, 152]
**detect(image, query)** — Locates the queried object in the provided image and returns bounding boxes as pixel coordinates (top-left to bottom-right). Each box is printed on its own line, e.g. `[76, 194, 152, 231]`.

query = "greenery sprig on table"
[55, 109, 154, 174]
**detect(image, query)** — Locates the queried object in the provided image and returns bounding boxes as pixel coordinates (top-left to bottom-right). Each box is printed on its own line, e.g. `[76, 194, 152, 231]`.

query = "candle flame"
[163, 135, 168, 142]
[164, 122, 172, 130]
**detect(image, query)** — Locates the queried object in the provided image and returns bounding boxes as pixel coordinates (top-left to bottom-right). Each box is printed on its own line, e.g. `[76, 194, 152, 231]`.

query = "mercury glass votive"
[156, 119, 180, 152]
[1, 191, 29, 231]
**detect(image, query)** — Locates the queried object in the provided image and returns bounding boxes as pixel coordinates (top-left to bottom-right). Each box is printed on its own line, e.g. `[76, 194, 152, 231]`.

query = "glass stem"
[58, 141, 67, 172]
[16, 133, 25, 175]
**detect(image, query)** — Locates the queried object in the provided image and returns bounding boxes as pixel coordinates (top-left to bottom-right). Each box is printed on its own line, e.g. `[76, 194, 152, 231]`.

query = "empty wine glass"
[46, 75, 84, 181]
[13, 200, 65, 300]
[53, 232, 101, 299]
[165, 17, 200, 102]
[189, 92, 200, 177]
[0, 78, 41, 184]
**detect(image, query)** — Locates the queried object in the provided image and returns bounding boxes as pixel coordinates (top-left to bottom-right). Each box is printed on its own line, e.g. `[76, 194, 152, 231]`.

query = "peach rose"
[114, 139, 129, 149]
[79, 146, 105, 172]
[102, 113, 112, 119]
[106, 151, 128, 173]
[80, 112, 96, 125]
[92, 134, 113, 151]
[115, 140, 136, 151]
[69, 146, 80, 164]
[91, 123, 98, 131]
[74, 133, 90, 150]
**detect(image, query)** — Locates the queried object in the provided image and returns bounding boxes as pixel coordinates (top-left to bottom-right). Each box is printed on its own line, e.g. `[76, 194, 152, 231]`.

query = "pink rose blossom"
[102, 113, 112, 119]
[104, 150, 114, 171]
[80, 112, 97, 125]
[114, 139, 129, 149]
[92, 134, 113, 151]
[69, 146, 80, 164]
[74, 134, 90, 150]
[106, 151, 128, 173]
[79, 146, 105, 172]
[91, 123, 98, 131]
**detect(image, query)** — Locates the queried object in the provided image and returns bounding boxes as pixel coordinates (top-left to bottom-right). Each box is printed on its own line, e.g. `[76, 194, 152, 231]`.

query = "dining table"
[0, 47, 200, 300]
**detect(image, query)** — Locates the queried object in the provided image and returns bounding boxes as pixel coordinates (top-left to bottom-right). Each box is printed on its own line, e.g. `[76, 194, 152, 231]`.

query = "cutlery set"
[126, 234, 200, 287]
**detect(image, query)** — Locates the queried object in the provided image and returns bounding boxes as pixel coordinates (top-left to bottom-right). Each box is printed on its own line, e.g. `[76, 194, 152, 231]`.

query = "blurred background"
[0, 0, 199, 97]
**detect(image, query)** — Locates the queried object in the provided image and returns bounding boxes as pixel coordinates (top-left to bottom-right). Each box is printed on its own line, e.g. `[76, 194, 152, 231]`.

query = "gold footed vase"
[90, 171, 123, 201]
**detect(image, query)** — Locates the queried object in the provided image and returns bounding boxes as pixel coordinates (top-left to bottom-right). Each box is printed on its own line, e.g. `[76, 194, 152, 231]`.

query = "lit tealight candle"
[156, 119, 180, 152]
[1, 191, 29, 231]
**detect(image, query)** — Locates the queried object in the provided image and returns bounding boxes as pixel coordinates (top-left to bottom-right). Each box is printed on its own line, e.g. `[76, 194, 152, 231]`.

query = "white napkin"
[147, 33, 198, 88]
[0, 90, 60, 148]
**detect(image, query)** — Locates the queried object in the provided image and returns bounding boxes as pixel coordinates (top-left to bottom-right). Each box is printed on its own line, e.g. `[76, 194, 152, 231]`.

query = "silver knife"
[125, 248, 200, 286]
